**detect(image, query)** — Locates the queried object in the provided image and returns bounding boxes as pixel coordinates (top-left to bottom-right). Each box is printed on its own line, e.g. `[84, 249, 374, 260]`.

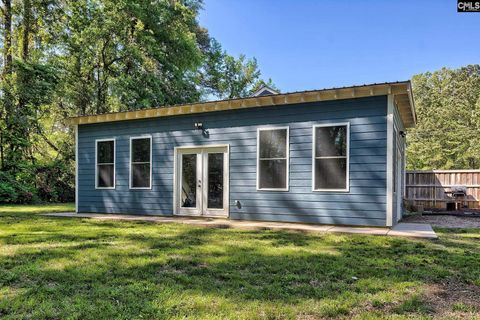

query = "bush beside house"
[0, 161, 74, 204]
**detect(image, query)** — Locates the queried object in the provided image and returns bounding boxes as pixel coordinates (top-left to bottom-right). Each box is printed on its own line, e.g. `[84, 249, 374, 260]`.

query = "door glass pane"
[181, 154, 197, 208]
[207, 153, 224, 209]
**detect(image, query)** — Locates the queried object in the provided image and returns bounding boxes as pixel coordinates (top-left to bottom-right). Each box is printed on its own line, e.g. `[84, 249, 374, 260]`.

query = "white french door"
[174, 145, 229, 217]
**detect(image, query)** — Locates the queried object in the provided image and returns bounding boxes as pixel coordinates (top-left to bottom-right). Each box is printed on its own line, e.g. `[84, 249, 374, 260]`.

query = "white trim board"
[386, 95, 394, 227]
[75, 125, 79, 213]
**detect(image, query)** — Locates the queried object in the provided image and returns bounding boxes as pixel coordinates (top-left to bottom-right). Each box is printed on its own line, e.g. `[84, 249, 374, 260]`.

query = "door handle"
[198, 179, 201, 187]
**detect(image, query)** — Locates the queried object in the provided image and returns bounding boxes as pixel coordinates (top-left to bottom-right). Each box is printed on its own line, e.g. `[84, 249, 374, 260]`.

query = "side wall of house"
[392, 104, 407, 222]
[77, 96, 388, 226]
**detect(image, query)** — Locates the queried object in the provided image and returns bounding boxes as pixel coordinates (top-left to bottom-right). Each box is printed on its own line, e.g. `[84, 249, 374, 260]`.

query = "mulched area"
[403, 214, 480, 228]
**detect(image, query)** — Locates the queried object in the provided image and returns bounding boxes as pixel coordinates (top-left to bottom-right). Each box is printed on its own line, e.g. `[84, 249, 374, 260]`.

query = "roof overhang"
[66, 81, 416, 128]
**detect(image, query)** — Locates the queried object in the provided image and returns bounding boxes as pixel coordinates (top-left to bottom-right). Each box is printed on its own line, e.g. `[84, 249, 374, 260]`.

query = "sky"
[199, 0, 480, 93]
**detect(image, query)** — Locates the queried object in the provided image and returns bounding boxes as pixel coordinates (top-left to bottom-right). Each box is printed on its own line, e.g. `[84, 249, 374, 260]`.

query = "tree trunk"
[0, 132, 4, 169]
[2, 0, 12, 74]
[1, 0, 13, 171]
[22, 0, 31, 60]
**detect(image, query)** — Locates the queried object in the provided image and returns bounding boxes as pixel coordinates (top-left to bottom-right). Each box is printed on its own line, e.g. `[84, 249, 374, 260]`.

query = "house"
[68, 81, 416, 227]
[251, 84, 279, 97]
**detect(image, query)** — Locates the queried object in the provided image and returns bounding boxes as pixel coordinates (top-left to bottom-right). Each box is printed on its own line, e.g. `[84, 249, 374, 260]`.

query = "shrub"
[0, 160, 74, 204]
[34, 161, 75, 203]
[0, 171, 37, 203]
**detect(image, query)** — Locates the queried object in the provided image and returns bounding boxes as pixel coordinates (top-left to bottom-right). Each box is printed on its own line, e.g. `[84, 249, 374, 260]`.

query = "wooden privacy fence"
[406, 170, 480, 209]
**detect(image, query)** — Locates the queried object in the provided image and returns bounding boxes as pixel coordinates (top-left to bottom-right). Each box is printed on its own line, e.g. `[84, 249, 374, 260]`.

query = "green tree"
[0, 0, 13, 170]
[0, 0, 60, 172]
[0, 0, 276, 203]
[57, 0, 204, 115]
[198, 38, 276, 100]
[407, 65, 480, 169]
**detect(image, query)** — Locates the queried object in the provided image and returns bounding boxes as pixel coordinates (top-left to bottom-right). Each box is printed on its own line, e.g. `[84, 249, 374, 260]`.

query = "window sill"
[256, 188, 289, 192]
[312, 189, 350, 193]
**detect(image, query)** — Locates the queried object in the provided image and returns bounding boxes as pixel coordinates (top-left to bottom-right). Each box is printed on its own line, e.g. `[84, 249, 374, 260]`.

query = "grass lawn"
[0, 204, 479, 319]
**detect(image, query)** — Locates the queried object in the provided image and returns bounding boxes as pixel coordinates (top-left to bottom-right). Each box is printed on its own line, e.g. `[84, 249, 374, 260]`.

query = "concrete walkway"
[41, 212, 438, 239]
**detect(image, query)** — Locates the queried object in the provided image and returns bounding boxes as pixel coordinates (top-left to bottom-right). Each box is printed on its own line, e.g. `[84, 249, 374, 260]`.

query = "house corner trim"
[75, 124, 79, 213]
[386, 95, 394, 226]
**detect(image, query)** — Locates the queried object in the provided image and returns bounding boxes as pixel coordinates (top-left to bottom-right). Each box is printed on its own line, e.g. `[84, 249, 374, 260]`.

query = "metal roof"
[67, 80, 416, 128]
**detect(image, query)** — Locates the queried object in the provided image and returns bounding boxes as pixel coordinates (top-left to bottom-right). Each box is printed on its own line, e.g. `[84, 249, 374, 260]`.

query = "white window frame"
[256, 126, 289, 191]
[312, 122, 350, 192]
[95, 138, 116, 190]
[129, 135, 153, 190]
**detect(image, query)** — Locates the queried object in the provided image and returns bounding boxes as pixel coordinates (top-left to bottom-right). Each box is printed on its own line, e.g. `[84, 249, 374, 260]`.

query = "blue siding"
[78, 96, 388, 226]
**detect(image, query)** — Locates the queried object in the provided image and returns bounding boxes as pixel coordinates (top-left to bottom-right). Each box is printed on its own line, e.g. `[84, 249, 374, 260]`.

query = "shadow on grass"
[0, 217, 479, 318]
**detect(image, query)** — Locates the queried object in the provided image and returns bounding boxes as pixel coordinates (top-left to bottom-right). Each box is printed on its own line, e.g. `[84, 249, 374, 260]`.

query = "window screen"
[313, 125, 349, 190]
[130, 137, 151, 189]
[96, 140, 115, 188]
[258, 128, 288, 190]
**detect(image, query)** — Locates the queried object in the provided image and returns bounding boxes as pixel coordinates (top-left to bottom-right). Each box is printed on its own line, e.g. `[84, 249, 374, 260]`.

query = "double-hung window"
[96, 139, 115, 189]
[130, 136, 152, 189]
[313, 123, 349, 191]
[257, 127, 289, 191]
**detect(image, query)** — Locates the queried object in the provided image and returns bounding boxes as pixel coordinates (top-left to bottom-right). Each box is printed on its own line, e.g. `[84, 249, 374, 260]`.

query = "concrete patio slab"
[328, 226, 389, 236]
[387, 223, 438, 239]
[41, 212, 437, 239]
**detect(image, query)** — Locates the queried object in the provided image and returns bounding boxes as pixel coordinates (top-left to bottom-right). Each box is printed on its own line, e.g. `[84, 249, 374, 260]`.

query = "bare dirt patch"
[422, 281, 480, 318]
[403, 214, 480, 228]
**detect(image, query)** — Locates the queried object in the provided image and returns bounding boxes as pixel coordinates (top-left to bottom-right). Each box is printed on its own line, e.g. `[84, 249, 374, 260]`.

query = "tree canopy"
[407, 65, 480, 170]
[0, 0, 276, 203]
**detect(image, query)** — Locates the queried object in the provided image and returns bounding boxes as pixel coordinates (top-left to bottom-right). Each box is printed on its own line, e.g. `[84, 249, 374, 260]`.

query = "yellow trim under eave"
[66, 81, 416, 128]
